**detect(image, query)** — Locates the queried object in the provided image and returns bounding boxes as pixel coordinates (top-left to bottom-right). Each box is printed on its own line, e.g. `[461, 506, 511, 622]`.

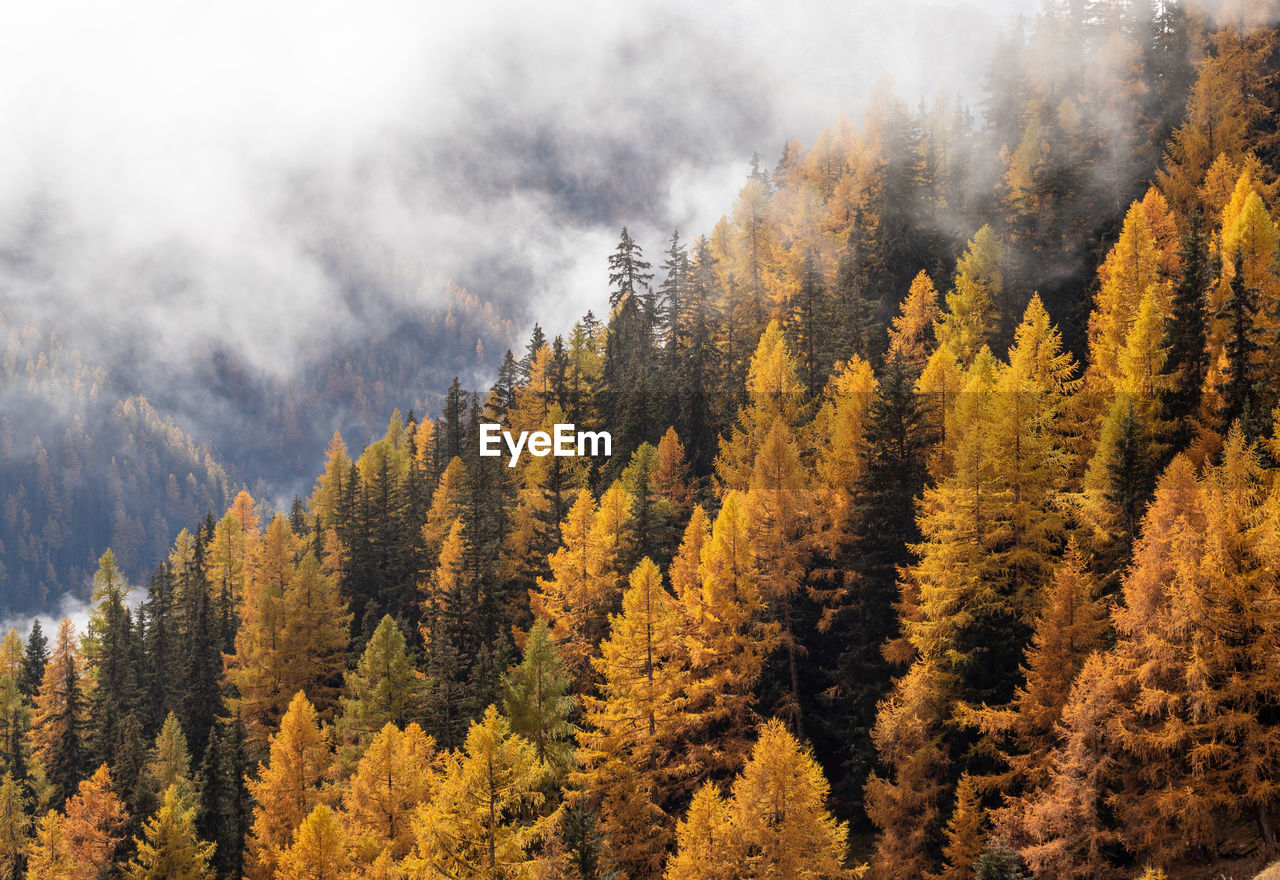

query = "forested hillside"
[0, 320, 235, 613]
[3, 2, 1280, 880]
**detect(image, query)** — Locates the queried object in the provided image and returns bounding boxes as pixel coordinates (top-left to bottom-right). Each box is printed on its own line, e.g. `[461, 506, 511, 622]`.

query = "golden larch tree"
[245, 691, 332, 880]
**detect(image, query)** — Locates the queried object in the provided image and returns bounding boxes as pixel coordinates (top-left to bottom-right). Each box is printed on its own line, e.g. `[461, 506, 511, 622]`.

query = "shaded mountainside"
[0, 272, 516, 616]
[0, 320, 235, 613]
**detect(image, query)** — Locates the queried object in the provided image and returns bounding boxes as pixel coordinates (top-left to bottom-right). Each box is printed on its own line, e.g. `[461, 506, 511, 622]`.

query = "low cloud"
[0, 0, 1035, 385]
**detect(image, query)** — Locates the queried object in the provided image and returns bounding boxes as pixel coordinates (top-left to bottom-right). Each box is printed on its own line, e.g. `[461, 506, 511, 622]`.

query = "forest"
[3, 1, 1280, 878]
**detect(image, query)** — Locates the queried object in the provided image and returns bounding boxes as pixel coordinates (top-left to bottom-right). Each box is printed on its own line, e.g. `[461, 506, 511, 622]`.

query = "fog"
[0, 0, 1037, 383]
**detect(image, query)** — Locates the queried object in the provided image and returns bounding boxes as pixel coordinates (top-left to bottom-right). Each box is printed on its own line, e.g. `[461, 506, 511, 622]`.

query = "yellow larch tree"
[934, 226, 1003, 367]
[716, 320, 805, 492]
[311, 432, 351, 529]
[1016, 653, 1125, 880]
[123, 784, 215, 880]
[280, 552, 351, 720]
[865, 660, 952, 880]
[528, 483, 633, 690]
[421, 456, 466, 561]
[683, 492, 775, 778]
[579, 558, 690, 799]
[1086, 200, 1170, 392]
[275, 804, 352, 880]
[924, 775, 985, 880]
[245, 691, 332, 880]
[1108, 432, 1280, 862]
[916, 342, 964, 468]
[668, 504, 710, 612]
[664, 782, 737, 880]
[1157, 15, 1277, 213]
[343, 722, 436, 866]
[723, 718, 849, 880]
[0, 772, 28, 880]
[810, 355, 877, 550]
[746, 419, 813, 733]
[652, 426, 695, 517]
[56, 764, 127, 880]
[886, 271, 942, 373]
[407, 706, 544, 880]
[1208, 172, 1280, 381]
[971, 541, 1109, 802]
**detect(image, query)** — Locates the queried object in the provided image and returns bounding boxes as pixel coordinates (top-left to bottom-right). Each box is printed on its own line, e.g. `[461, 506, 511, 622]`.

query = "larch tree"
[887, 270, 942, 373]
[421, 456, 466, 561]
[228, 514, 296, 751]
[725, 718, 849, 880]
[1016, 653, 1125, 880]
[0, 772, 28, 880]
[144, 712, 193, 807]
[407, 706, 544, 880]
[529, 484, 633, 691]
[579, 558, 691, 804]
[746, 418, 813, 734]
[1109, 433, 1280, 860]
[32, 618, 86, 806]
[26, 809, 75, 880]
[810, 354, 877, 557]
[245, 691, 332, 880]
[1086, 201, 1169, 393]
[715, 320, 806, 492]
[123, 784, 215, 880]
[275, 804, 352, 880]
[664, 782, 737, 880]
[58, 764, 127, 880]
[925, 775, 986, 880]
[934, 226, 1003, 366]
[343, 722, 436, 865]
[972, 541, 1109, 802]
[1157, 17, 1278, 212]
[865, 660, 953, 880]
[280, 552, 351, 721]
[683, 492, 774, 779]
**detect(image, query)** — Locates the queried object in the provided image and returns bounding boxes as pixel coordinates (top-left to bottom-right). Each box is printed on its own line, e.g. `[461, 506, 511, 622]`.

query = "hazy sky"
[0, 0, 1038, 380]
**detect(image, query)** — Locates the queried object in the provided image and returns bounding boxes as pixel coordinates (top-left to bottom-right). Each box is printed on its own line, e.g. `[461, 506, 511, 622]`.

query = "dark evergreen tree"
[600, 288, 657, 468]
[1103, 401, 1159, 582]
[1218, 250, 1262, 428]
[179, 548, 222, 762]
[607, 227, 655, 320]
[1162, 207, 1212, 452]
[521, 323, 549, 382]
[88, 589, 139, 767]
[491, 349, 521, 420]
[442, 377, 466, 461]
[112, 711, 150, 843]
[657, 229, 690, 363]
[287, 496, 307, 536]
[831, 236, 875, 365]
[788, 253, 827, 396]
[199, 719, 250, 880]
[18, 621, 47, 700]
[678, 238, 724, 479]
[48, 647, 87, 807]
[820, 356, 934, 822]
[141, 564, 183, 734]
